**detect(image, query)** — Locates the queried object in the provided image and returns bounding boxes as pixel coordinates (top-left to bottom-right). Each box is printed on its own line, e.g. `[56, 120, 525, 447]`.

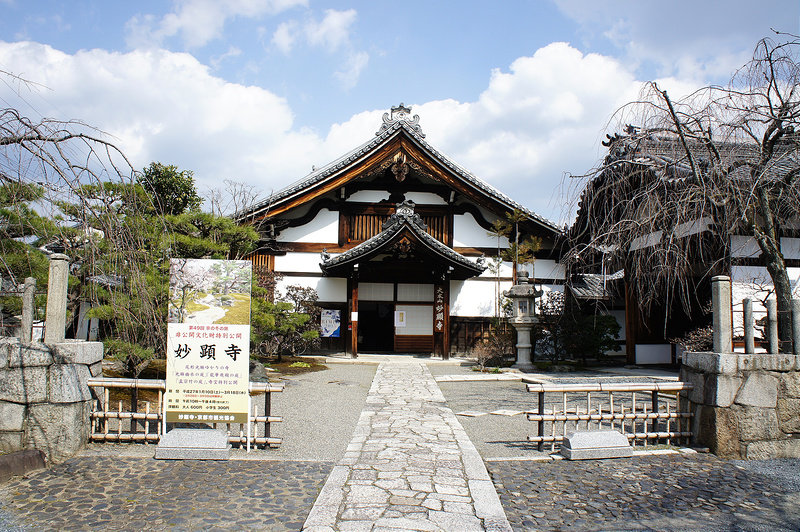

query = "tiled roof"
[568, 270, 623, 300]
[237, 110, 561, 234]
[321, 201, 485, 278]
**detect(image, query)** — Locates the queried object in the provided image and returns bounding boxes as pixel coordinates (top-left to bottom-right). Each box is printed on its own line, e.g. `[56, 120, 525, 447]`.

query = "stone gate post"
[44, 254, 70, 345]
[711, 275, 732, 354]
[20, 277, 36, 344]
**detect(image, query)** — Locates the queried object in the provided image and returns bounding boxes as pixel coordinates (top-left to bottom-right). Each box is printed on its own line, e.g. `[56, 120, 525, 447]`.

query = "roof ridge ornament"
[376, 103, 425, 138]
[382, 200, 427, 231]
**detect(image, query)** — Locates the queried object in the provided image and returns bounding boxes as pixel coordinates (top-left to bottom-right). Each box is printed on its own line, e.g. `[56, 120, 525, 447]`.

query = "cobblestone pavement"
[2, 360, 800, 532]
[0, 457, 331, 532]
[488, 453, 800, 532]
[302, 362, 512, 531]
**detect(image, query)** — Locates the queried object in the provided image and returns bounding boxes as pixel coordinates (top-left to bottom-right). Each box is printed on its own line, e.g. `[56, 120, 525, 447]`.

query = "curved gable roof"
[320, 200, 486, 280]
[236, 105, 562, 236]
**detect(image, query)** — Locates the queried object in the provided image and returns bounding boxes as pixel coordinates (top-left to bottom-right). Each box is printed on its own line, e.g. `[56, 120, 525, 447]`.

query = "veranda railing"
[526, 382, 693, 452]
[88, 378, 284, 449]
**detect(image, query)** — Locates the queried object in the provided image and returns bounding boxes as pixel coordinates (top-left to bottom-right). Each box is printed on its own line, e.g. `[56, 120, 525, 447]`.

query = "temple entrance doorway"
[358, 302, 394, 352]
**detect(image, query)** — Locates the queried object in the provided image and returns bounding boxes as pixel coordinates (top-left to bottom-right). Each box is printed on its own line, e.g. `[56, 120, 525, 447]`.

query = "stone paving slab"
[0, 456, 332, 531]
[302, 362, 512, 532]
[488, 453, 800, 532]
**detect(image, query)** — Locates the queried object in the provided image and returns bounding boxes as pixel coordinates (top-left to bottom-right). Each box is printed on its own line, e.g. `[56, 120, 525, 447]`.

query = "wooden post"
[624, 279, 637, 364]
[537, 391, 545, 452]
[793, 299, 800, 357]
[650, 390, 659, 438]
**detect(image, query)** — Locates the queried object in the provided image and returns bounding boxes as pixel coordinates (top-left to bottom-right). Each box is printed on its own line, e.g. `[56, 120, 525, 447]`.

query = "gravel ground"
[266, 361, 376, 461]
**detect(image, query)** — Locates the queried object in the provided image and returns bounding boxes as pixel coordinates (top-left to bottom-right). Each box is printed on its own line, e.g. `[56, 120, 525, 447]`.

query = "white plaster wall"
[348, 191, 389, 202]
[608, 309, 626, 341]
[730, 235, 760, 258]
[277, 209, 339, 243]
[276, 276, 347, 303]
[732, 236, 800, 259]
[473, 258, 565, 281]
[453, 212, 509, 248]
[274, 252, 324, 273]
[782, 237, 800, 259]
[534, 284, 564, 314]
[478, 260, 514, 278]
[404, 192, 447, 205]
[731, 265, 800, 337]
[450, 280, 564, 318]
[450, 280, 506, 317]
[528, 260, 566, 280]
[348, 191, 446, 205]
[635, 344, 672, 364]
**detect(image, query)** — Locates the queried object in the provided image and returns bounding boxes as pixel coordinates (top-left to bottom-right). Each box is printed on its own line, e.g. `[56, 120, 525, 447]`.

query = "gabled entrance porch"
[320, 200, 485, 358]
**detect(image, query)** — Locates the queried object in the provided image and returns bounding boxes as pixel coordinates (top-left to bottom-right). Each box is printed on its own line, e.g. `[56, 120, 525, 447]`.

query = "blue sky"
[1, 1, 798, 223]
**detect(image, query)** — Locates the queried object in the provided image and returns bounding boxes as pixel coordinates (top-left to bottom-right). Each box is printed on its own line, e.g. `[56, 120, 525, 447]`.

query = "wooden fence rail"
[87, 378, 284, 448]
[526, 381, 693, 452]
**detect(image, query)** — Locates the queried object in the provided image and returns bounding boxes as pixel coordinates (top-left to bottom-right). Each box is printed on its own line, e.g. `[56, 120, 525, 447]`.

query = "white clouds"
[335, 51, 369, 91]
[271, 9, 357, 52]
[271, 20, 298, 54]
[304, 9, 357, 50]
[408, 43, 644, 222]
[553, 0, 796, 83]
[0, 41, 317, 197]
[0, 39, 681, 224]
[271, 9, 368, 90]
[126, 0, 306, 49]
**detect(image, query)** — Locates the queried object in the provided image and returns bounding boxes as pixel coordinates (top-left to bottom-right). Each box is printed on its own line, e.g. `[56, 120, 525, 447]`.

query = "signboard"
[434, 286, 445, 332]
[320, 309, 341, 338]
[165, 259, 251, 424]
[395, 310, 406, 327]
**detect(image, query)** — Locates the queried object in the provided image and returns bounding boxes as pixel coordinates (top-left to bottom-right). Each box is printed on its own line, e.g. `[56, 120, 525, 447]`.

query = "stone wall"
[0, 337, 103, 463]
[681, 352, 800, 459]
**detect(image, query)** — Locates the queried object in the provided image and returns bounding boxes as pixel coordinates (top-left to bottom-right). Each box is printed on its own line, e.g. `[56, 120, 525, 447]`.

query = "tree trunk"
[754, 186, 793, 350]
[763, 250, 794, 351]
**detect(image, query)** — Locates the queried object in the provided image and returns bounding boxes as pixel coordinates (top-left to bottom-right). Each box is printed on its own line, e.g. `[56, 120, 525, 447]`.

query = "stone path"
[302, 362, 512, 532]
[185, 305, 226, 324]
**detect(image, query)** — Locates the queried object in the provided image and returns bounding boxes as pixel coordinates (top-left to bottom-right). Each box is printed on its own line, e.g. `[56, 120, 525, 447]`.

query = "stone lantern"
[504, 269, 542, 369]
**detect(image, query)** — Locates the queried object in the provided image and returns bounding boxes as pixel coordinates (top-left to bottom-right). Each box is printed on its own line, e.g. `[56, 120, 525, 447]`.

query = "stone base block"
[52, 341, 104, 365]
[155, 428, 230, 460]
[0, 432, 24, 455]
[561, 430, 633, 460]
[26, 401, 92, 463]
[0, 449, 46, 483]
[744, 439, 800, 460]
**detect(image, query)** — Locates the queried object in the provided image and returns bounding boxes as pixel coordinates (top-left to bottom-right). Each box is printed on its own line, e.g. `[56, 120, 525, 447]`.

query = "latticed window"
[348, 213, 389, 242]
[346, 212, 449, 243]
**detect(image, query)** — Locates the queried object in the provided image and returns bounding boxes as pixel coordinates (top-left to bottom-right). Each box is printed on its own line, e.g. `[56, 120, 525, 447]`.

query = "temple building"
[236, 104, 565, 357]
